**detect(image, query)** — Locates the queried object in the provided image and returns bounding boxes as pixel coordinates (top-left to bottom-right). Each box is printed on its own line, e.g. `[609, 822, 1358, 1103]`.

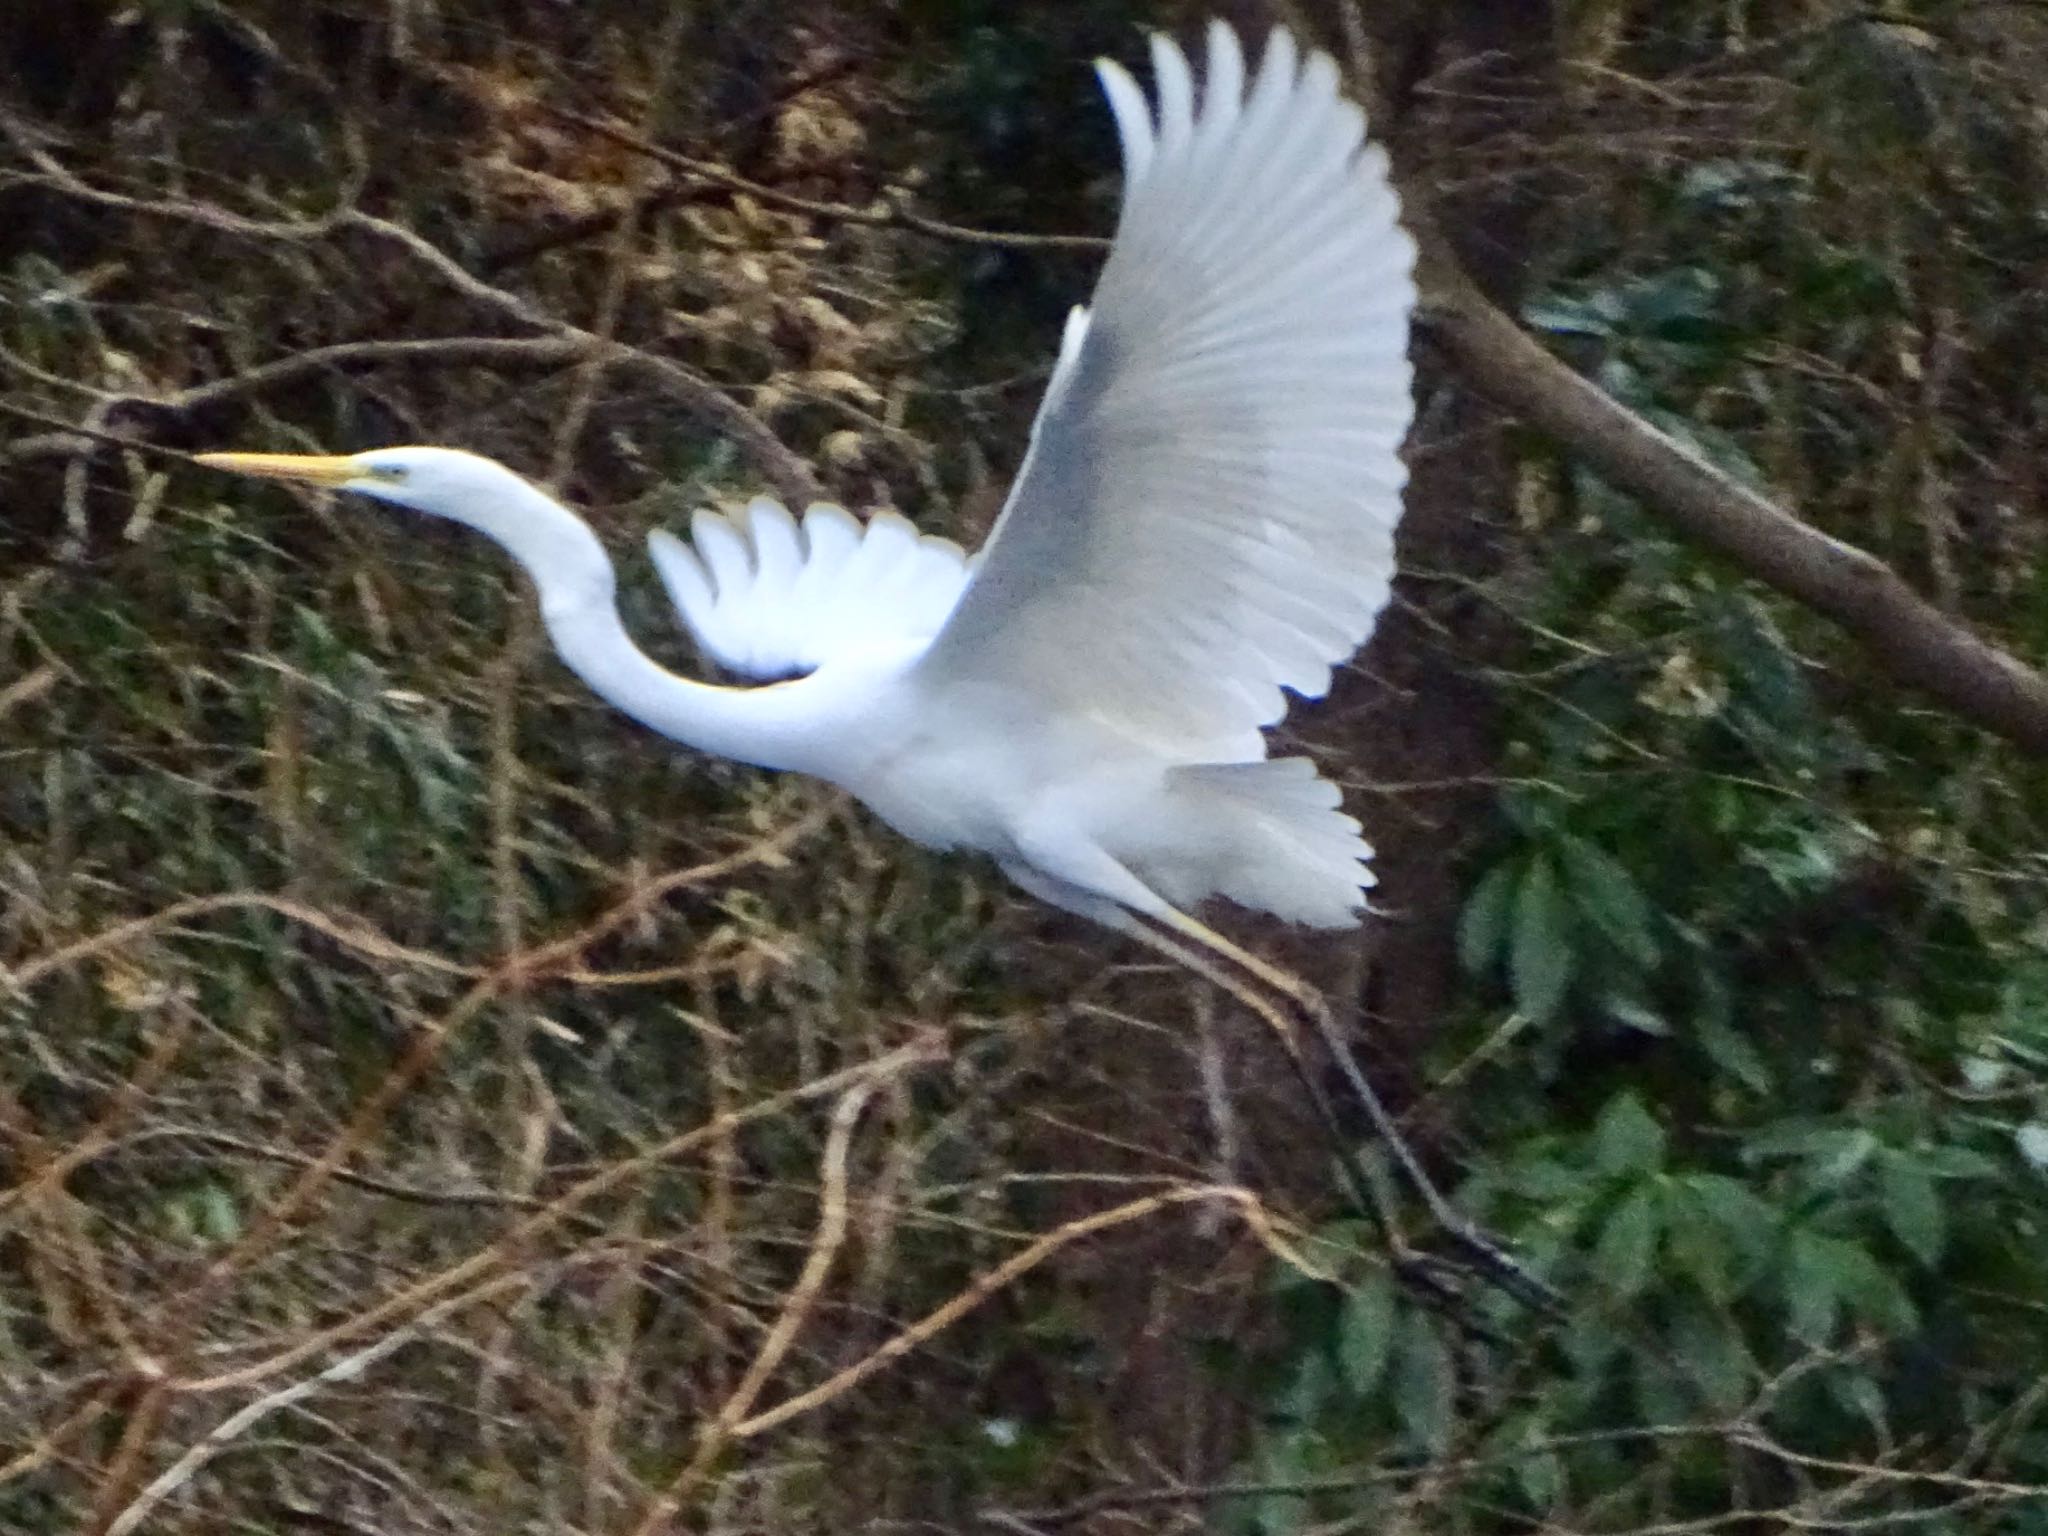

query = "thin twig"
[100, 1270, 539, 1536]
[0, 165, 825, 503]
[551, 107, 1109, 254]
[629, 1079, 877, 1535]
[168, 1033, 942, 1397]
[728, 1186, 1311, 1440]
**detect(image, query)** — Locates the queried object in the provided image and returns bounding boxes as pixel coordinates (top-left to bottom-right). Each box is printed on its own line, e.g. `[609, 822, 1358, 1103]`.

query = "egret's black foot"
[1281, 986, 1565, 1318]
[1436, 1217, 1564, 1316]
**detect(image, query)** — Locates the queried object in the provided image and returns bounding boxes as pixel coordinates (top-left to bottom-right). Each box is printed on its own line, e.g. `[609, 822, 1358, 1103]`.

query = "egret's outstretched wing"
[913, 22, 1417, 760]
[648, 498, 969, 680]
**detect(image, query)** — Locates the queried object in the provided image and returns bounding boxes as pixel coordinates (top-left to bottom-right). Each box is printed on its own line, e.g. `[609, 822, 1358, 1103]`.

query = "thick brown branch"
[1417, 264, 2048, 757]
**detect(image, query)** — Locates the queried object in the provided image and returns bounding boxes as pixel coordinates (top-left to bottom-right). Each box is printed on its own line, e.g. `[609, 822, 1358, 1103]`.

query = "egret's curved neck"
[458, 476, 831, 773]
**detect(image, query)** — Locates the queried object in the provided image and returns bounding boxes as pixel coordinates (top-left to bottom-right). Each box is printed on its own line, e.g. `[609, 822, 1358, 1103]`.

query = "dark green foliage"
[1215, 7, 2048, 1533]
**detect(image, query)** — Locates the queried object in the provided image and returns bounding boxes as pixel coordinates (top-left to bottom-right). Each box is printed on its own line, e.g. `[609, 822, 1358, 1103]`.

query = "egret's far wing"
[648, 499, 969, 679]
[912, 22, 1417, 760]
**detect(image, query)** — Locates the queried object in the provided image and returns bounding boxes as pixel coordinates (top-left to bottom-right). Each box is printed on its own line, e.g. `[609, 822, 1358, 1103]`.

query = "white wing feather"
[912, 22, 1417, 761]
[648, 498, 970, 679]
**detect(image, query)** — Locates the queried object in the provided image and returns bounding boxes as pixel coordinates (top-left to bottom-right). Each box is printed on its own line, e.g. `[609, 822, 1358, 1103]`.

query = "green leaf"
[1879, 1154, 1944, 1267]
[1458, 858, 1521, 978]
[1336, 1269, 1397, 1397]
[1785, 1229, 1847, 1343]
[1593, 1092, 1668, 1175]
[1693, 952, 1735, 1030]
[1510, 855, 1576, 1024]
[196, 1182, 241, 1243]
[1745, 1120, 1838, 1160]
[1392, 1312, 1455, 1454]
[1919, 1146, 2000, 1180]
[1499, 1155, 1586, 1202]
[1287, 1218, 1377, 1293]
[1679, 158, 1799, 211]
[1834, 1242, 1918, 1333]
[1562, 1309, 1624, 1379]
[1516, 1446, 1564, 1509]
[1632, 1348, 1691, 1427]
[1830, 1370, 1888, 1432]
[1524, 294, 1616, 337]
[1488, 1414, 1565, 1509]
[1249, 1429, 1317, 1536]
[2017, 1123, 2048, 1170]
[1813, 1128, 1880, 1188]
[1594, 1187, 1661, 1300]
[1670, 1302, 1754, 1412]
[1687, 1174, 1781, 1266]
[1603, 992, 1671, 1036]
[1695, 1013, 1772, 1094]
[1558, 835, 1660, 967]
[1275, 1350, 1335, 1425]
[1665, 1183, 1735, 1301]
[1624, 266, 1721, 334]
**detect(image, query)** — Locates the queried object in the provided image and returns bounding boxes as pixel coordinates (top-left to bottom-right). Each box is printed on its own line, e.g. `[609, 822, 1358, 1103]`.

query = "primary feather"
[648, 499, 970, 679]
[912, 22, 1417, 764]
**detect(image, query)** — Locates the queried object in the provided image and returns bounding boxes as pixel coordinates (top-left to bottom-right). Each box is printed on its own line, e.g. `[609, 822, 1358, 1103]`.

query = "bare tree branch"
[549, 107, 1110, 255]
[1417, 257, 2048, 756]
[0, 160, 825, 505]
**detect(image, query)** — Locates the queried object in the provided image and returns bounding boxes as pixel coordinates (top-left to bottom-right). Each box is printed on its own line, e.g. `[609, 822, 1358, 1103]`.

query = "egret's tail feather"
[1156, 757, 1373, 928]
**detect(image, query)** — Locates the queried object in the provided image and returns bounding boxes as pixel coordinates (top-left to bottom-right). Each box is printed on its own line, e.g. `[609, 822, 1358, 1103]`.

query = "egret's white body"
[198, 26, 1564, 1309]
[203, 22, 1418, 941]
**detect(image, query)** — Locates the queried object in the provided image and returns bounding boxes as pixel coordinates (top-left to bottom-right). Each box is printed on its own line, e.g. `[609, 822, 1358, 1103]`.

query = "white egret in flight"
[200, 23, 1551, 1307]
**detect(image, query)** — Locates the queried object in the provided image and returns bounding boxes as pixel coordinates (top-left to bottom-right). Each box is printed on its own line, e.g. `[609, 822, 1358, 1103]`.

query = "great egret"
[199, 23, 1551, 1307]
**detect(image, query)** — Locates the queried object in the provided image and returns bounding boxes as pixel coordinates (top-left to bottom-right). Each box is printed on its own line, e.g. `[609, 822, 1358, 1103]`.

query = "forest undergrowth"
[4, 3, 2048, 1533]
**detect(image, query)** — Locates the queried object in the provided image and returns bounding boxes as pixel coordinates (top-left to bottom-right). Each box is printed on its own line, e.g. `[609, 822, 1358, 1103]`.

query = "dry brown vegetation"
[7, 3, 2048, 1534]
[0, 6, 1364, 1528]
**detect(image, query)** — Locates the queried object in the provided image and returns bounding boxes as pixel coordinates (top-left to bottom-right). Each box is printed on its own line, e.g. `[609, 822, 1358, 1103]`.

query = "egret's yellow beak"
[194, 451, 361, 488]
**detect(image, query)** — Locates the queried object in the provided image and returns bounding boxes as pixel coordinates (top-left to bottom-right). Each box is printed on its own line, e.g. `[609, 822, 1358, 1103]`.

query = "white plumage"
[922, 26, 1414, 765]
[197, 29, 1570, 1309]
[198, 20, 1418, 933]
[648, 500, 969, 679]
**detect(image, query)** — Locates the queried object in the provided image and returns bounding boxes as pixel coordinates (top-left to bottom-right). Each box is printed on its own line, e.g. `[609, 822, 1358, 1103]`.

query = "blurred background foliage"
[4, 1, 2048, 1532]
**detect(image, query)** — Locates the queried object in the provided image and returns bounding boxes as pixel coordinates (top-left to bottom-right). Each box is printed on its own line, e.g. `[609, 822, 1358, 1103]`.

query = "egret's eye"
[363, 463, 408, 483]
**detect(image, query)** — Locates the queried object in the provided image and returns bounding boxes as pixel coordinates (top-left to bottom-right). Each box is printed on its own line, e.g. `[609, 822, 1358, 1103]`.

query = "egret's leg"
[1139, 902, 1562, 1315]
[1004, 863, 1489, 1313]
[999, 856, 1558, 1314]
[1002, 862, 1408, 1231]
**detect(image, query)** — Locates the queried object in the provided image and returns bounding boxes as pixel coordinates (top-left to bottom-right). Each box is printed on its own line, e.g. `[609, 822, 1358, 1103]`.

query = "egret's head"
[194, 445, 531, 529]
[196, 444, 607, 599]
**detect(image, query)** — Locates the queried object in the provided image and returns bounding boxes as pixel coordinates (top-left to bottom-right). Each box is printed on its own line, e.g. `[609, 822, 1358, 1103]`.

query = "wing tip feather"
[1095, 57, 1154, 183]
[914, 19, 1418, 757]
